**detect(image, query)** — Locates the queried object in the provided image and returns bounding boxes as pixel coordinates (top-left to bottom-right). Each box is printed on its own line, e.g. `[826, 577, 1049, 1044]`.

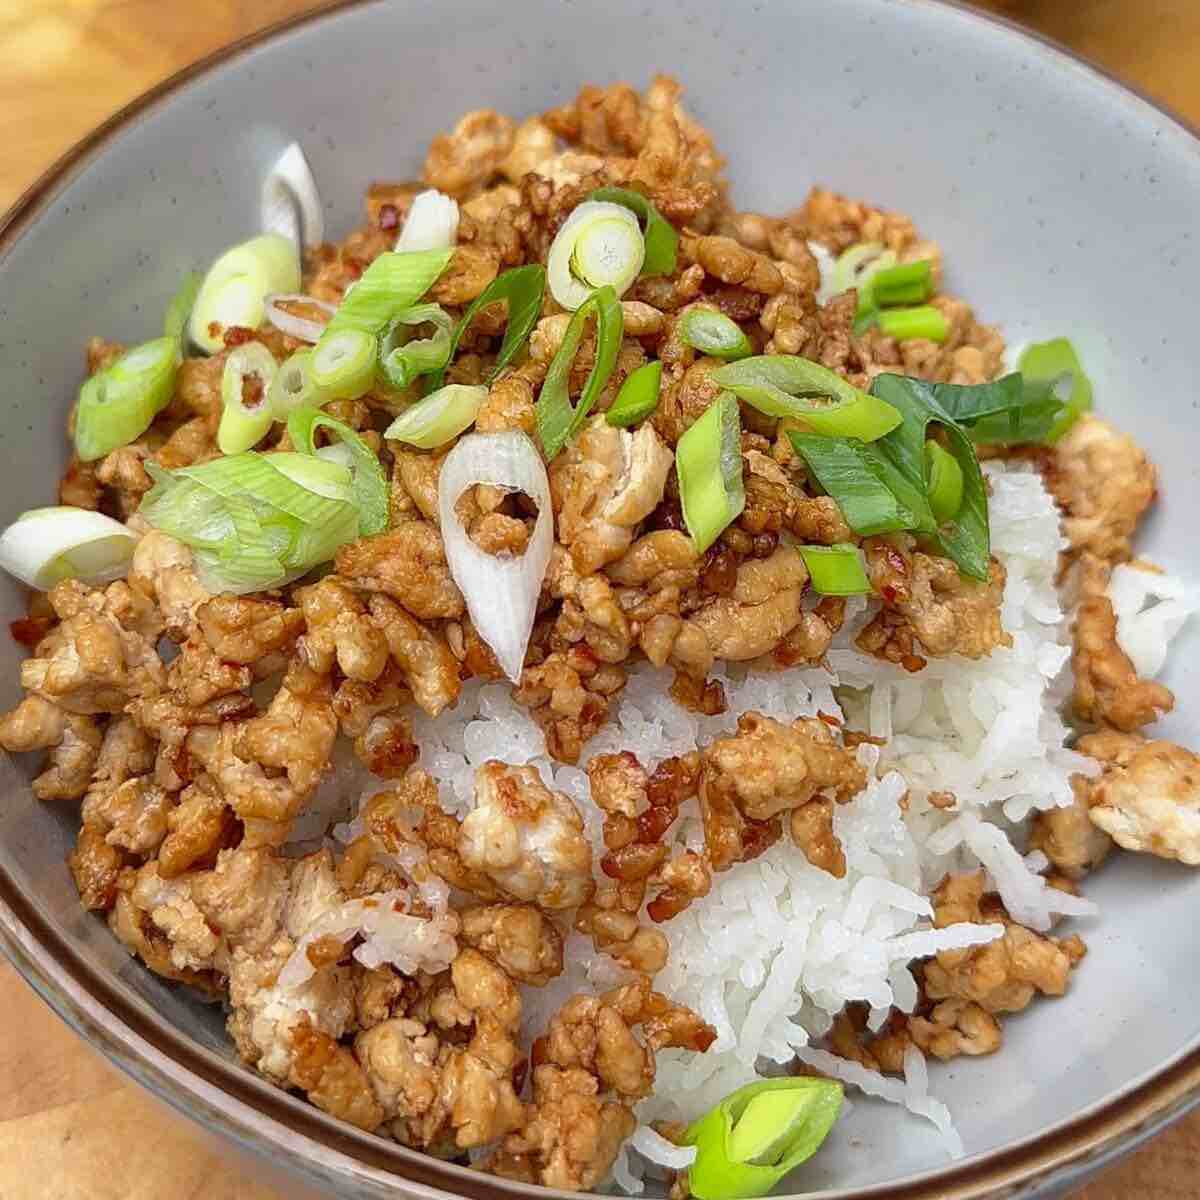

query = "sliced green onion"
[380, 303, 453, 390]
[876, 305, 949, 343]
[683, 1077, 843, 1200]
[394, 189, 459, 252]
[678, 308, 754, 360]
[164, 270, 202, 343]
[0, 507, 137, 589]
[831, 243, 896, 297]
[286, 406, 388, 535]
[310, 328, 378, 400]
[140, 452, 358, 594]
[261, 141, 324, 251]
[677, 392, 745, 554]
[548, 201, 644, 310]
[268, 349, 327, 418]
[74, 336, 179, 462]
[263, 451, 355, 502]
[925, 438, 965, 524]
[713, 355, 902, 442]
[789, 432, 913, 536]
[918, 372, 1066, 447]
[428, 264, 546, 392]
[322, 248, 453, 338]
[188, 233, 301, 355]
[796, 543, 871, 596]
[384, 384, 486, 449]
[606, 360, 662, 427]
[869, 260, 934, 308]
[218, 342, 278, 455]
[588, 186, 679, 277]
[1019, 337, 1093, 443]
[535, 285, 624, 460]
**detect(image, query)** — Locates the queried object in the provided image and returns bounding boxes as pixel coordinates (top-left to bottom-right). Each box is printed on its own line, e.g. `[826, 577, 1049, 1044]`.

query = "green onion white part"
[263, 292, 335, 343]
[310, 327, 378, 400]
[187, 233, 301, 354]
[260, 141, 325, 251]
[384, 383, 487, 449]
[268, 349, 326, 418]
[437, 431, 553, 683]
[394, 189, 460, 252]
[0, 507, 137, 589]
[677, 391, 745, 554]
[678, 307, 754, 360]
[218, 342, 279, 454]
[548, 200, 645, 310]
[379, 303, 454, 389]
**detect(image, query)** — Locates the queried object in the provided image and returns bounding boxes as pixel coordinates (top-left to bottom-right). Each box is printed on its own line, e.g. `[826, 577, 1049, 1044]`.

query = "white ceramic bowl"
[1, 2, 1198, 1197]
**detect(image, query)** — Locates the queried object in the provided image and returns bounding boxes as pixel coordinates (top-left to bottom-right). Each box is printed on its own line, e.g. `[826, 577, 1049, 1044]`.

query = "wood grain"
[1, 1, 1198, 1196]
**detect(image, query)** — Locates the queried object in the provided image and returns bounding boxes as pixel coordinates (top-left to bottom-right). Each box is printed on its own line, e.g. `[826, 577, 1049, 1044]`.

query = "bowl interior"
[2, 1, 1200, 1196]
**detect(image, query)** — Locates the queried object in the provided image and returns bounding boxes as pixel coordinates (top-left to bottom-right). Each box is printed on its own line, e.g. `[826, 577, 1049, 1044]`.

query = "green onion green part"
[924, 438, 964, 524]
[286, 406, 389, 535]
[268, 349, 327, 418]
[379, 303, 454, 390]
[139, 451, 359, 594]
[796, 543, 872, 596]
[678, 308, 754, 361]
[536, 284, 624, 460]
[429, 264, 546, 392]
[548, 200, 645, 310]
[869, 260, 934, 308]
[923, 372, 1066, 447]
[587, 185, 679, 277]
[322, 248, 453, 339]
[1019, 336, 1093, 443]
[713, 355, 902, 441]
[831, 242, 895, 301]
[310, 328, 378, 400]
[218, 342, 278, 455]
[606, 360, 663, 427]
[683, 1077, 843, 1200]
[677, 391, 745, 554]
[74, 336, 179, 462]
[788, 432, 914, 536]
[188, 234, 301, 354]
[384, 383, 487, 449]
[164, 270, 202, 343]
[877, 305, 949, 343]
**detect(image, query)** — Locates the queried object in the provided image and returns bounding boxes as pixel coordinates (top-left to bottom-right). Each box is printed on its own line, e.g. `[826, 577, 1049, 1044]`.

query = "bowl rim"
[2, 1, 1198, 1197]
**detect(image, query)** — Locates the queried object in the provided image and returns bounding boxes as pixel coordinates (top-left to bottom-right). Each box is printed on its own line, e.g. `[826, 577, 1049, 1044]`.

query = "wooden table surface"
[2, 1, 1200, 1197]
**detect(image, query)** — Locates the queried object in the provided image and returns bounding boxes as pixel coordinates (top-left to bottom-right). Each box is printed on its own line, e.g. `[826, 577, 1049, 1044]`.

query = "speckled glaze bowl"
[2, 1, 1199, 1197]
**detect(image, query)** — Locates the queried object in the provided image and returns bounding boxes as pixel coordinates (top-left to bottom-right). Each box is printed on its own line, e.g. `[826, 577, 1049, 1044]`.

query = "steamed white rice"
[321, 463, 1190, 1189]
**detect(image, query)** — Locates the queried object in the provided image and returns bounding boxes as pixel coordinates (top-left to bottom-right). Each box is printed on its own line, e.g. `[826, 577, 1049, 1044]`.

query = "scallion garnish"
[218, 342, 278, 455]
[384, 383, 487, 449]
[606, 360, 662, 427]
[677, 391, 745, 554]
[830, 242, 895, 303]
[286, 406, 389, 535]
[876, 305, 949, 343]
[268, 349, 327, 418]
[74, 336, 179, 462]
[868, 260, 934, 308]
[394, 189, 459, 252]
[261, 142, 324, 251]
[1018, 337, 1093, 443]
[535, 284, 624, 460]
[924, 438, 964, 524]
[188, 233, 301, 355]
[796, 543, 871, 596]
[788, 432, 913, 536]
[428, 264, 546, 392]
[139, 451, 359, 594]
[548, 200, 645, 311]
[678, 308, 754, 361]
[379, 303, 453, 390]
[588, 186, 679, 277]
[322, 248, 453, 339]
[683, 1077, 843, 1200]
[310, 328, 378, 401]
[164, 271, 202, 344]
[922, 372, 1066, 446]
[712, 355, 902, 441]
[0, 506, 137, 589]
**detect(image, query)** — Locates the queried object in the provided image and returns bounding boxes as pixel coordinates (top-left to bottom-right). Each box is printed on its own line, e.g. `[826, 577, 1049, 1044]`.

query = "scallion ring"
[218, 342, 279, 455]
[322, 248, 453, 338]
[188, 233, 301, 355]
[1018, 337, 1093, 443]
[796, 543, 871, 596]
[74, 336, 179, 463]
[310, 328, 378, 400]
[677, 391, 745, 554]
[548, 200, 645, 310]
[870, 259, 935, 307]
[384, 384, 487, 450]
[587, 185, 679, 277]
[394, 189, 460, 252]
[678, 307, 754, 360]
[263, 293, 336, 343]
[268, 349, 327, 418]
[606, 360, 663, 427]
[877, 305, 949, 343]
[0, 507, 137, 589]
[261, 141, 325, 251]
[379, 303, 454, 390]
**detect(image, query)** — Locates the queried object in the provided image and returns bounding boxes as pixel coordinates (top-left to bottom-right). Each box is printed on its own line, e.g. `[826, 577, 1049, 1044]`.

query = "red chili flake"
[881, 585, 899, 605]
[817, 710, 842, 727]
[378, 203, 400, 231]
[9, 617, 51, 648]
[222, 325, 257, 349]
